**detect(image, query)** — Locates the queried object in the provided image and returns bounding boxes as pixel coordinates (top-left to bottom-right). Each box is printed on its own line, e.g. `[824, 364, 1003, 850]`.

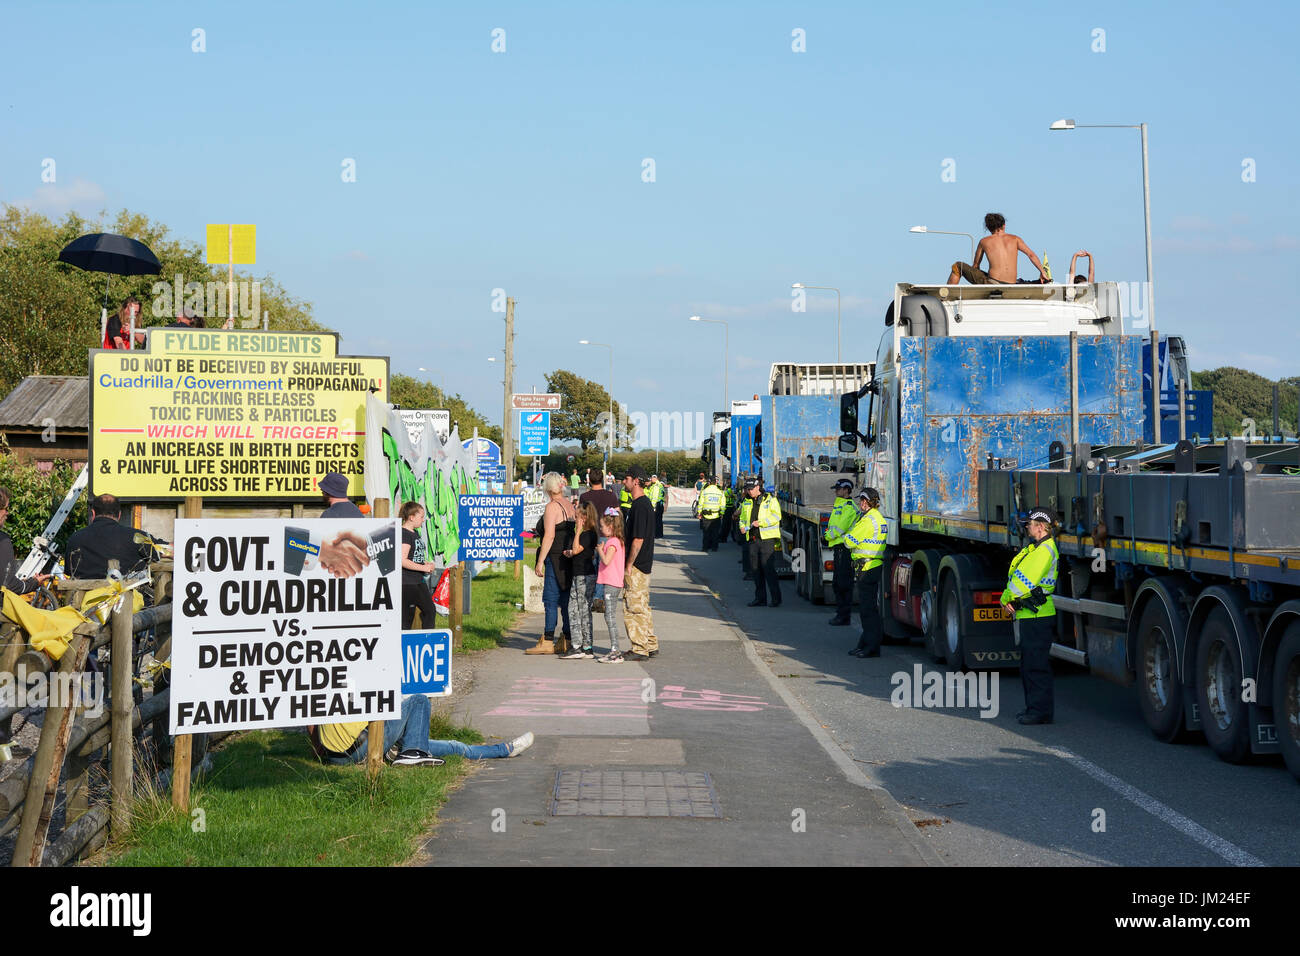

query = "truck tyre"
[809, 535, 826, 605]
[1195, 607, 1250, 764]
[920, 581, 944, 661]
[1136, 598, 1187, 743]
[940, 574, 966, 669]
[1272, 620, 1300, 782]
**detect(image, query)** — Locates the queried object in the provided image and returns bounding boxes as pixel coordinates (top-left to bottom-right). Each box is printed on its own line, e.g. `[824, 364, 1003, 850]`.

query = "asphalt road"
[669, 510, 1300, 867]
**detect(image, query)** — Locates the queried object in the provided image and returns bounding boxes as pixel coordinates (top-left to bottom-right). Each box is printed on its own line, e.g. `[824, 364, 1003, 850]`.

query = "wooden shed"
[0, 375, 89, 470]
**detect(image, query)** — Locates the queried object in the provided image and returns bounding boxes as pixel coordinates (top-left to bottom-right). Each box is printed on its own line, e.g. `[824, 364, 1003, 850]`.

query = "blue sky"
[3, 0, 1297, 447]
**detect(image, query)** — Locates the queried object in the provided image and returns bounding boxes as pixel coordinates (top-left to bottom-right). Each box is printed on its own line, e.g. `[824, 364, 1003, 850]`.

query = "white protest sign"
[170, 518, 402, 734]
[401, 409, 450, 445]
[522, 488, 546, 530]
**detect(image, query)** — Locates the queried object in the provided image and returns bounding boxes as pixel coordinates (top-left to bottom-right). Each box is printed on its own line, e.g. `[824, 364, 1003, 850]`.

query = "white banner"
[170, 517, 403, 734]
[364, 393, 480, 566]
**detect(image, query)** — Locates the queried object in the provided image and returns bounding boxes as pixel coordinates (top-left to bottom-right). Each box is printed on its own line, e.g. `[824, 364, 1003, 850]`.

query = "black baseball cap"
[625, 464, 649, 482]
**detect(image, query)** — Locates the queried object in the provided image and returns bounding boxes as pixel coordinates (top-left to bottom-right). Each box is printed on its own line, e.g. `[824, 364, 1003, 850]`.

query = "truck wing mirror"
[840, 392, 859, 434]
[838, 433, 858, 454]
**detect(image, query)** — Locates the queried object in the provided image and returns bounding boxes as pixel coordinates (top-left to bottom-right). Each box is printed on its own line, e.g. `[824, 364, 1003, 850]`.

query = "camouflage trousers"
[623, 565, 658, 654]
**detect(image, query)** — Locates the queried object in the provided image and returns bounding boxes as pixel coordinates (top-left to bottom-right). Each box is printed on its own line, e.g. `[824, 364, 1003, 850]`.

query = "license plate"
[973, 606, 1012, 622]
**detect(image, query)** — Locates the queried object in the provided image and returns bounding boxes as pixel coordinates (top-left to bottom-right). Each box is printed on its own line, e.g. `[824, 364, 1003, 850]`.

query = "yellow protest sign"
[90, 330, 388, 499]
[206, 224, 256, 264]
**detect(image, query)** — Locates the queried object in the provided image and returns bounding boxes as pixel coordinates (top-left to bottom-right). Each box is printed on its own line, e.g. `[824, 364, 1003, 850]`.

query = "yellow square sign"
[206, 224, 256, 264]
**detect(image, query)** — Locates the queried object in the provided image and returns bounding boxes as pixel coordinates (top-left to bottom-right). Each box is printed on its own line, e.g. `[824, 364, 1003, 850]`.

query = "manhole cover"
[549, 770, 722, 818]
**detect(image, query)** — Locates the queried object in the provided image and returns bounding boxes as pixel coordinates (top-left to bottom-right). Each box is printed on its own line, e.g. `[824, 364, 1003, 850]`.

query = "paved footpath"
[420, 512, 938, 866]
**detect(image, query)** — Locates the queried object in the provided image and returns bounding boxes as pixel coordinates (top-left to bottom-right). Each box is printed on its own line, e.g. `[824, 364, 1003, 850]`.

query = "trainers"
[561, 647, 590, 659]
[392, 749, 445, 766]
[597, 651, 624, 663]
[507, 731, 535, 757]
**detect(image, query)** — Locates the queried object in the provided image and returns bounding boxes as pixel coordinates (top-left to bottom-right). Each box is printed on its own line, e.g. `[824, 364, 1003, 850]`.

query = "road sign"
[519, 410, 550, 456]
[511, 393, 562, 411]
[462, 437, 502, 482]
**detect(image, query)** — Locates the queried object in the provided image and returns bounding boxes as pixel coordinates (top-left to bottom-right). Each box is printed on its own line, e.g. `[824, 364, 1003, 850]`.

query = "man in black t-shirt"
[579, 468, 619, 518]
[621, 465, 658, 660]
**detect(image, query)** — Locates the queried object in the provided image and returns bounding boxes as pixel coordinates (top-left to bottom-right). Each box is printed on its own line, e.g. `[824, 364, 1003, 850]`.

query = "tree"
[545, 369, 635, 452]
[1191, 367, 1298, 438]
[0, 204, 331, 395]
[387, 373, 502, 446]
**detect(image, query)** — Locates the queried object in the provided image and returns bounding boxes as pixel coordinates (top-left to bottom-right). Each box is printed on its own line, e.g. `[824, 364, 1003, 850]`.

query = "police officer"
[1001, 508, 1059, 725]
[844, 487, 887, 657]
[650, 474, 666, 537]
[698, 477, 725, 551]
[747, 482, 782, 607]
[736, 477, 756, 579]
[824, 478, 858, 626]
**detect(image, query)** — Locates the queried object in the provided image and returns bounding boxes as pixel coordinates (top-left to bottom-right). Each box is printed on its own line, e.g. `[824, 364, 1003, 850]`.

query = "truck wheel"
[940, 574, 966, 669]
[1272, 620, 1300, 782]
[1195, 607, 1250, 764]
[809, 536, 826, 605]
[1136, 598, 1187, 743]
[920, 583, 944, 661]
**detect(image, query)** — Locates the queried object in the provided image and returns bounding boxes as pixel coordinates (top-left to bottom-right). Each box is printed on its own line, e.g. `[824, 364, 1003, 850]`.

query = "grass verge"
[103, 714, 482, 867]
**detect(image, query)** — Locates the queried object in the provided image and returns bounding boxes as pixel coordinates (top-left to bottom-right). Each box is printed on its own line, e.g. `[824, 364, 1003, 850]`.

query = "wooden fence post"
[110, 566, 134, 837]
[172, 496, 202, 812]
[450, 563, 464, 651]
[11, 629, 93, 866]
[367, 498, 391, 777]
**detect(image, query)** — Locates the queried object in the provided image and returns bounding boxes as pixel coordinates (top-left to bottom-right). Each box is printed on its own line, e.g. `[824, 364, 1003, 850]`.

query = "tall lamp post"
[792, 283, 842, 394]
[908, 225, 976, 265]
[689, 315, 728, 481]
[1051, 117, 1157, 441]
[579, 340, 614, 467]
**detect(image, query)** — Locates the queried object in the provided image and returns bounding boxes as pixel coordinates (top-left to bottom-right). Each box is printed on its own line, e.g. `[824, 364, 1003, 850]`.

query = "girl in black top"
[400, 501, 438, 629]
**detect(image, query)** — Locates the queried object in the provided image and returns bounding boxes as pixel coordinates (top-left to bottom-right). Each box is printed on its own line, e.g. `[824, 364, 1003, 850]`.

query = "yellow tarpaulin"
[2, 588, 85, 662]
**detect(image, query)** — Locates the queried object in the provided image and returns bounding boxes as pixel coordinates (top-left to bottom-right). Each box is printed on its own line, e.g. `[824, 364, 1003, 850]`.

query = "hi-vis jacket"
[1000, 537, 1059, 619]
[845, 508, 887, 570]
[699, 484, 725, 518]
[619, 486, 631, 510]
[824, 498, 858, 548]
[646, 482, 664, 507]
[737, 498, 753, 539]
[753, 494, 782, 541]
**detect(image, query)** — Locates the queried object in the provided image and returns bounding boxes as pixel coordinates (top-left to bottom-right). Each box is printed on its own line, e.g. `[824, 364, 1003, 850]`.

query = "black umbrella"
[58, 232, 162, 342]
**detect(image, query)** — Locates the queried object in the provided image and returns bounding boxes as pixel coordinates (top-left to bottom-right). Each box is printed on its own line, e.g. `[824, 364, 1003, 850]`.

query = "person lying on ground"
[310, 694, 534, 765]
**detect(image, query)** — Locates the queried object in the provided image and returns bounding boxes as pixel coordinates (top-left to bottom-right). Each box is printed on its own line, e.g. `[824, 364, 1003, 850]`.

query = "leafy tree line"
[0, 205, 328, 396]
[1191, 367, 1299, 438]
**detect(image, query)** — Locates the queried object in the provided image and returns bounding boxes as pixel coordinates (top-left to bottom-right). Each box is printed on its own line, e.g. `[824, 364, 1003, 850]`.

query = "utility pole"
[502, 297, 515, 487]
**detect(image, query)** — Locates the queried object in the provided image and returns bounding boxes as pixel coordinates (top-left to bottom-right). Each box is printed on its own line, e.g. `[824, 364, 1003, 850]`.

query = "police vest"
[699, 485, 724, 518]
[1000, 537, 1059, 619]
[619, 487, 631, 510]
[754, 494, 782, 541]
[646, 483, 663, 506]
[824, 498, 858, 548]
[845, 508, 887, 570]
[737, 498, 753, 538]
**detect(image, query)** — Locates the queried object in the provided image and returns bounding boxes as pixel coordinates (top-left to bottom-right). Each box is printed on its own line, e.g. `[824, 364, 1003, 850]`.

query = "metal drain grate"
[549, 770, 722, 818]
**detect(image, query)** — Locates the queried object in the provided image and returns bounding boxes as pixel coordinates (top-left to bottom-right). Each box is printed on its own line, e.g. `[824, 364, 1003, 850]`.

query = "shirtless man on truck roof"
[947, 213, 1047, 285]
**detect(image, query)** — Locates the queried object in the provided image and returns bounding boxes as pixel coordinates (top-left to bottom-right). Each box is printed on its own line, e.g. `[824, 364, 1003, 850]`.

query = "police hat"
[1025, 508, 1054, 525]
[834, 478, 854, 491]
[743, 477, 760, 490]
[857, 486, 881, 503]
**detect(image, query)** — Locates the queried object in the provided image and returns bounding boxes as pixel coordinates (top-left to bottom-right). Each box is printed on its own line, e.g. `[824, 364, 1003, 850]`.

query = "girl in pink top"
[595, 509, 626, 662]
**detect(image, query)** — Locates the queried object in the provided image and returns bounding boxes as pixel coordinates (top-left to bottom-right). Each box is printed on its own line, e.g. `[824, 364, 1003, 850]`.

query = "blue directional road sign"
[462, 436, 503, 482]
[519, 410, 551, 456]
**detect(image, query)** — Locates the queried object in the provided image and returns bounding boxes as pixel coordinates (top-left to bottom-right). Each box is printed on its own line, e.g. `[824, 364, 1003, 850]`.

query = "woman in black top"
[399, 501, 438, 629]
[528, 472, 576, 655]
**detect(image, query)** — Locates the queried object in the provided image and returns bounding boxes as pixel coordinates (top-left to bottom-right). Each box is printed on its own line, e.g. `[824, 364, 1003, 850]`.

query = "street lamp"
[689, 316, 728, 476]
[579, 340, 614, 466]
[792, 283, 843, 395]
[908, 225, 977, 265]
[1051, 117, 1157, 439]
